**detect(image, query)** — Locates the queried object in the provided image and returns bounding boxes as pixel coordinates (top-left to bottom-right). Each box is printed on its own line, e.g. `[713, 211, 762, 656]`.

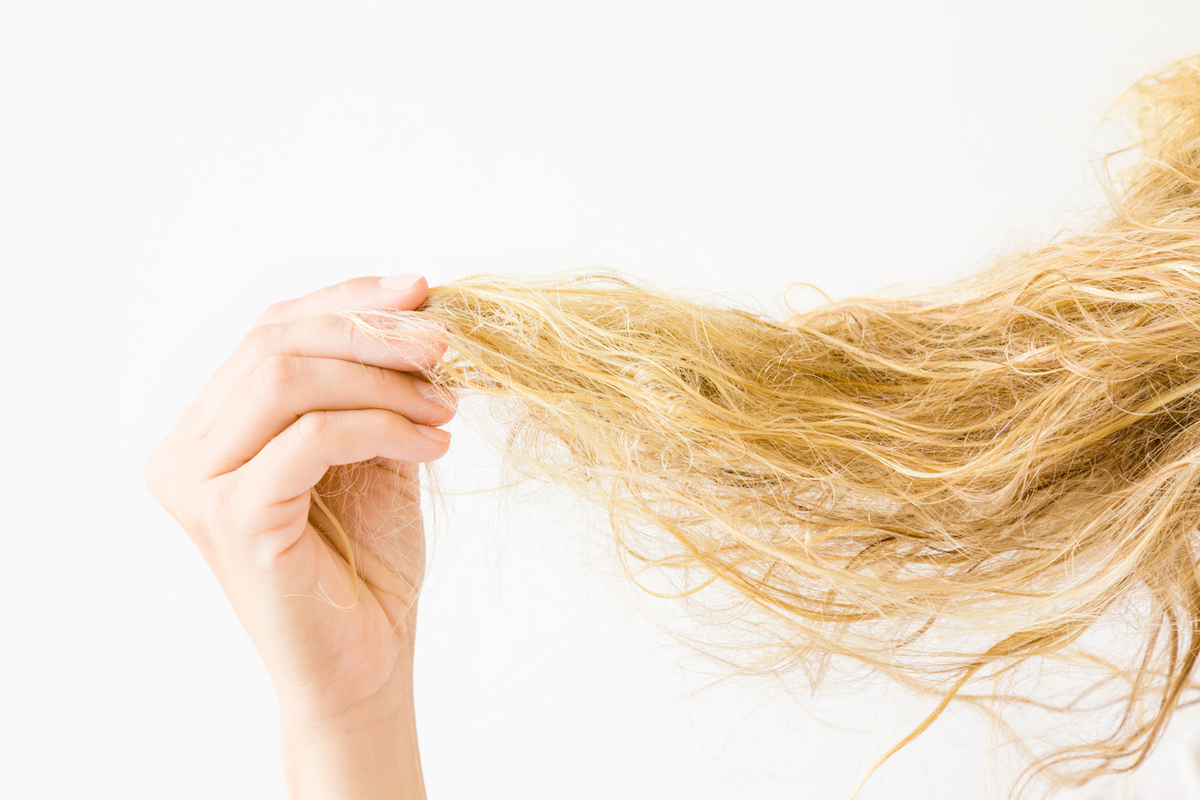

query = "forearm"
[279, 674, 425, 800]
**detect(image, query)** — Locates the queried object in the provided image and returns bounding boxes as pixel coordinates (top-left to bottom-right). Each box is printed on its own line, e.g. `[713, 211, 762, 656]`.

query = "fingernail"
[379, 274, 423, 291]
[415, 424, 451, 443]
[414, 380, 457, 408]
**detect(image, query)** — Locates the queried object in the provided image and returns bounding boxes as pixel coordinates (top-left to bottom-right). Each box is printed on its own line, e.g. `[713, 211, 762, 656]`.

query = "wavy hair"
[335, 55, 1200, 795]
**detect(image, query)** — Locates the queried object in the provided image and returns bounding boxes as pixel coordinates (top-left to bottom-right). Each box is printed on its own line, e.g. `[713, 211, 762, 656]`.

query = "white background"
[4, 2, 1200, 798]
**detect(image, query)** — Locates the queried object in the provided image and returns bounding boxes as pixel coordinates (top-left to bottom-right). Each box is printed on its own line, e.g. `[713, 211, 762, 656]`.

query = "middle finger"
[180, 311, 449, 440]
[194, 354, 456, 479]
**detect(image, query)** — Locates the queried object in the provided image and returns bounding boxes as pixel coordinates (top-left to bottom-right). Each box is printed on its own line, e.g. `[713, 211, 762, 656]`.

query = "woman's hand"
[145, 274, 453, 799]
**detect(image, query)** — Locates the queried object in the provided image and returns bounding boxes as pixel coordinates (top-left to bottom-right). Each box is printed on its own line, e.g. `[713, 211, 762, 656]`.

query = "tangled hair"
[338, 56, 1200, 794]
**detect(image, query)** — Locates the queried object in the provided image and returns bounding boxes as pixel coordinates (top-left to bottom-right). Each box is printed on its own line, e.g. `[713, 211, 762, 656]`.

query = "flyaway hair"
[334, 56, 1200, 795]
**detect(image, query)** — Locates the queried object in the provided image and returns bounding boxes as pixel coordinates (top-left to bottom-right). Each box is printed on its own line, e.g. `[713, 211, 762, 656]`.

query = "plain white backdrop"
[5, 2, 1200, 798]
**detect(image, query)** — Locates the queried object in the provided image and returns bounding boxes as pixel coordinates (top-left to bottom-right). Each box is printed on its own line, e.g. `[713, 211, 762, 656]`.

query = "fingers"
[195, 355, 457, 479]
[238, 408, 451, 510]
[256, 274, 429, 327]
[264, 312, 449, 372]
[179, 304, 449, 441]
[148, 272, 457, 552]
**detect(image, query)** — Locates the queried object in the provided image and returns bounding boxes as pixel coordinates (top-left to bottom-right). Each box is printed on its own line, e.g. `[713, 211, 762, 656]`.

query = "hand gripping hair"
[336, 56, 1200, 795]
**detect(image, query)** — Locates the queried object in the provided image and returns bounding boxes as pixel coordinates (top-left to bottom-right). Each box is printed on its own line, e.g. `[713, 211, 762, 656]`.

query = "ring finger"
[194, 355, 456, 479]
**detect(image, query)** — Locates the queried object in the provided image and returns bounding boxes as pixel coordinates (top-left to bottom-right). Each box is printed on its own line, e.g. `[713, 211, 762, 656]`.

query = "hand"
[145, 274, 453, 798]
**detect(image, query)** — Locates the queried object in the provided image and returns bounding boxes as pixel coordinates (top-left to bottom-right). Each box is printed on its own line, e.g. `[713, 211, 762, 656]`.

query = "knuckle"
[365, 364, 391, 393]
[165, 460, 203, 513]
[240, 323, 282, 362]
[294, 410, 332, 445]
[335, 314, 373, 359]
[255, 300, 288, 327]
[252, 354, 300, 400]
[181, 479, 231, 549]
[164, 476, 188, 519]
[169, 479, 204, 532]
[145, 439, 191, 515]
[145, 444, 226, 554]
[160, 469, 216, 543]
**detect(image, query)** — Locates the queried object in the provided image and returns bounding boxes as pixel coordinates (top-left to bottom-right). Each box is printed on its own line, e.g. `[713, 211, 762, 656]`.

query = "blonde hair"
[336, 55, 1200, 795]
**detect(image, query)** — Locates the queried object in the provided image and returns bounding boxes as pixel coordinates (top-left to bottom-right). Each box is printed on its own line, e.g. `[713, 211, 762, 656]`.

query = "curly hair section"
[338, 55, 1200, 795]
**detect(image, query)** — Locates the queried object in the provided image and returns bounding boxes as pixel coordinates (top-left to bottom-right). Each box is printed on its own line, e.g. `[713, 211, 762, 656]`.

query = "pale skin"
[145, 274, 449, 799]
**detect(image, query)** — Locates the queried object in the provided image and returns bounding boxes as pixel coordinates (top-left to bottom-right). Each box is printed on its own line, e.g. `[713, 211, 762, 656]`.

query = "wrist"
[273, 650, 415, 730]
[279, 669, 424, 800]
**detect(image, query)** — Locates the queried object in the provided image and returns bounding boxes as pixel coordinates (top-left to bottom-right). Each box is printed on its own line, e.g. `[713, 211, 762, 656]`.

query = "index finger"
[172, 274, 439, 441]
[256, 274, 429, 327]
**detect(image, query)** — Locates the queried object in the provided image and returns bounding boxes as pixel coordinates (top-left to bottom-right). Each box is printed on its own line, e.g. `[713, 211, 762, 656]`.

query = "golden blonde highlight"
[331, 55, 1200, 794]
